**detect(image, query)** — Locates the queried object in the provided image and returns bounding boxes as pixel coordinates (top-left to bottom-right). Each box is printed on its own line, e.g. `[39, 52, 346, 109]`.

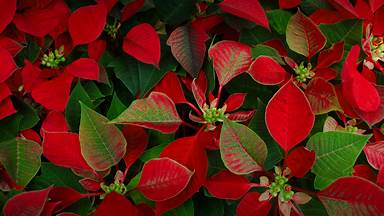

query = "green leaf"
[107, 93, 127, 120]
[248, 99, 283, 170]
[220, 118, 268, 175]
[306, 132, 371, 190]
[12, 97, 40, 130]
[79, 102, 127, 171]
[239, 26, 273, 45]
[110, 92, 182, 134]
[267, 10, 292, 35]
[194, 196, 224, 216]
[320, 19, 362, 51]
[251, 44, 285, 64]
[163, 199, 194, 216]
[153, 0, 196, 26]
[30, 162, 84, 192]
[65, 81, 95, 132]
[0, 138, 42, 186]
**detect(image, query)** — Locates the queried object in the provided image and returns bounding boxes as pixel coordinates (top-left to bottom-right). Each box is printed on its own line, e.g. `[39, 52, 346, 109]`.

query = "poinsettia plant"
[1, 0, 384, 215]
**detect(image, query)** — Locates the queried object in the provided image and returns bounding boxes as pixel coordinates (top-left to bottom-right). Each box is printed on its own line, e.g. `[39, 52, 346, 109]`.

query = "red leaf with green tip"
[79, 102, 127, 171]
[65, 58, 99, 81]
[156, 136, 208, 215]
[31, 73, 73, 112]
[224, 93, 247, 112]
[43, 132, 92, 170]
[266, 79, 315, 153]
[13, 0, 70, 37]
[248, 56, 287, 85]
[218, 0, 269, 29]
[236, 192, 271, 216]
[318, 177, 384, 215]
[204, 170, 251, 200]
[209, 40, 252, 86]
[3, 187, 52, 216]
[69, 4, 107, 45]
[0, 0, 16, 33]
[110, 92, 182, 134]
[0, 47, 17, 83]
[123, 23, 161, 67]
[364, 141, 384, 170]
[220, 118, 267, 175]
[316, 41, 344, 69]
[153, 72, 187, 104]
[167, 25, 209, 77]
[285, 146, 315, 178]
[92, 192, 138, 216]
[304, 77, 341, 114]
[286, 10, 326, 59]
[122, 125, 149, 170]
[138, 157, 194, 201]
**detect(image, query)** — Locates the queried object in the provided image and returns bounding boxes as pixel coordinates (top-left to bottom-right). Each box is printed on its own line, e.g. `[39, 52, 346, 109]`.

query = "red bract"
[266, 79, 315, 153]
[123, 23, 161, 67]
[152, 72, 187, 104]
[0, 47, 17, 83]
[120, 0, 145, 22]
[0, 0, 16, 33]
[69, 4, 107, 46]
[122, 125, 149, 170]
[248, 56, 287, 85]
[65, 58, 100, 81]
[236, 192, 271, 216]
[0, 36, 23, 56]
[285, 146, 315, 178]
[92, 192, 138, 216]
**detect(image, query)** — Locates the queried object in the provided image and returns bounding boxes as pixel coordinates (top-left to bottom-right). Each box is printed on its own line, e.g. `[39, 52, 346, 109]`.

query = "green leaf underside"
[110, 92, 182, 134]
[0, 138, 42, 186]
[306, 132, 371, 190]
[220, 118, 267, 175]
[79, 102, 127, 171]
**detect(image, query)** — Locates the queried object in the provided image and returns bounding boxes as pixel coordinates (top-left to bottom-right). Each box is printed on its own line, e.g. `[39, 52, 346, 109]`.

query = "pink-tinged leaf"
[364, 141, 384, 170]
[209, 40, 252, 86]
[0, 98, 16, 120]
[43, 132, 92, 170]
[31, 73, 73, 112]
[318, 176, 384, 215]
[41, 111, 69, 134]
[123, 23, 160, 66]
[266, 79, 315, 153]
[279, 0, 301, 9]
[0, 47, 17, 83]
[353, 164, 377, 183]
[204, 170, 251, 200]
[138, 157, 194, 201]
[0, 36, 23, 56]
[286, 10, 327, 59]
[92, 192, 138, 216]
[167, 25, 209, 77]
[153, 72, 187, 104]
[227, 110, 255, 122]
[120, 0, 145, 22]
[191, 78, 207, 111]
[0, 0, 16, 33]
[79, 178, 101, 191]
[220, 118, 267, 175]
[3, 187, 52, 216]
[236, 192, 271, 216]
[88, 40, 106, 61]
[304, 77, 341, 114]
[316, 41, 344, 69]
[79, 102, 127, 171]
[156, 136, 208, 215]
[248, 56, 287, 85]
[218, 0, 269, 29]
[314, 68, 337, 81]
[13, 0, 70, 37]
[369, 0, 384, 13]
[65, 58, 99, 80]
[224, 93, 247, 112]
[69, 4, 107, 45]
[285, 146, 315, 178]
[122, 125, 149, 170]
[110, 92, 182, 134]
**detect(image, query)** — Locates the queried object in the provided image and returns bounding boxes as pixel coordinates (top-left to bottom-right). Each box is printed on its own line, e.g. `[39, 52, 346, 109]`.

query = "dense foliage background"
[0, 0, 384, 215]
